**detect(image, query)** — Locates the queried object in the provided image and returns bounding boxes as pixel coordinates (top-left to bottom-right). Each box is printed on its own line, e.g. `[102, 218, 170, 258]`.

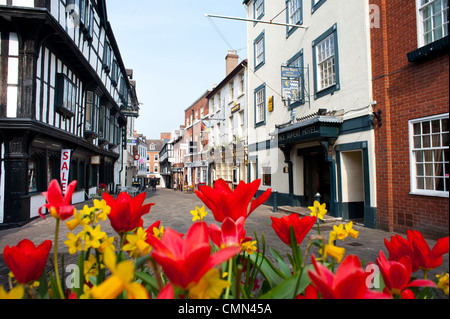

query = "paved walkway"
[0, 188, 448, 298]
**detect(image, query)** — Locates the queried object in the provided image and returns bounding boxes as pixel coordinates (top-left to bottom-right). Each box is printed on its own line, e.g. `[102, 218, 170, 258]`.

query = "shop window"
[262, 166, 271, 186]
[28, 157, 38, 193]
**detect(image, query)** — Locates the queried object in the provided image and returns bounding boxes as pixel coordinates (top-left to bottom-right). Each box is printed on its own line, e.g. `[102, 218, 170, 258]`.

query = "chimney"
[225, 50, 238, 76]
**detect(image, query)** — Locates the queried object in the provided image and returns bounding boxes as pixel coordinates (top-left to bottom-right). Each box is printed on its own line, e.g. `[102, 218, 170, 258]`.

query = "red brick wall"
[370, 0, 449, 239]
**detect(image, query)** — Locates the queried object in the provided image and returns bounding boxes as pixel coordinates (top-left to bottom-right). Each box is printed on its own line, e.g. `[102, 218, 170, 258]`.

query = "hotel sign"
[278, 124, 339, 145]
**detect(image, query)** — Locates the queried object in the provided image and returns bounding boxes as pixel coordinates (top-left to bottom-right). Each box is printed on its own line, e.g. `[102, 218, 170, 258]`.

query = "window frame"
[254, 0, 265, 20]
[262, 166, 272, 186]
[254, 83, 266, 128]
[286, 0, 303, 38]
[55, 73, 76, 118]
[409, 113, 449, 198]
[312, 24, 340, 99]
[415, 0, 449, 48]
[311, 0, 327, 13]
[254, 30, 265, 72]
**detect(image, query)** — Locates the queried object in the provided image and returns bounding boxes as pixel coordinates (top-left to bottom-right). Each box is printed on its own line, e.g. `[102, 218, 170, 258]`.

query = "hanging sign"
[60, 149, 71, 195]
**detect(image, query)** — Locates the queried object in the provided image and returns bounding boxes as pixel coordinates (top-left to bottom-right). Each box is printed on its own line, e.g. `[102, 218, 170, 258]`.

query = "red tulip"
[147, 222, 240, 289]
[308, 254, 390, 299]
[3, 239, 52, 284]
[39, 179, 77, 221]
[385, 230, 449, 273]
[209, 217, 252, 248]
[408, 230, 449, 272]
[384, 234, 416, 270]
[196, 179, 271, 223]
[376, 250, 436, 298]
[103, 192, 154, 235]
[270, 214, 316, 246]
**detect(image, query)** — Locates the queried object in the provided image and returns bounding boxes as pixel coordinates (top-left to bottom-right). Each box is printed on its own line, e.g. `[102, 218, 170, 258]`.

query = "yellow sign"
[268, 96, 274, 112]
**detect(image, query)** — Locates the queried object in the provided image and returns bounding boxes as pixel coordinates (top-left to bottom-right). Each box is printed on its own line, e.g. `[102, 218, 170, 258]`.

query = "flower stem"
[224, 258, 234, 299]
[53, 218, 65, 299]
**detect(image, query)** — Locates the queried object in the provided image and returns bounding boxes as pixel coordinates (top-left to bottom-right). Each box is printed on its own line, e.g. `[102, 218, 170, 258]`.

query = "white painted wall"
[245, 0, 376, 200]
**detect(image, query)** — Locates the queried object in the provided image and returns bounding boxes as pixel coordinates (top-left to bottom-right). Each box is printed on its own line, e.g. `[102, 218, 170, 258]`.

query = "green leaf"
[134, 271, 159, 292]
[258, 269, 310, 299]
[49, 273, 62, 299]
[289, 226, 303, 271]
[248, 252, 285, 288]
[38, 267, 49, 299]
[269, 247, 293, 277]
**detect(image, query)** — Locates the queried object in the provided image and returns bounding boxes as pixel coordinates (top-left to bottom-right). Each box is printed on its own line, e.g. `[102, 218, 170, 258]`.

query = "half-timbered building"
[0, 0, 139, 227]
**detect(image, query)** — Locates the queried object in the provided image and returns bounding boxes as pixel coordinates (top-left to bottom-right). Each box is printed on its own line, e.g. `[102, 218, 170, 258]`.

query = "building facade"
[0, 0, 138, 226]
[183, 90, 210, 189]
[207, 51, 248, 188]
[370, 0, 449, 238]
[244, 0, 378, 227]
[171, 126, 185, 191]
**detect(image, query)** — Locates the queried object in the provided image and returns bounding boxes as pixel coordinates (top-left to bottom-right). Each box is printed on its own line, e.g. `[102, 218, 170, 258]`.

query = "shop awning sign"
[60, 149, 71, 195]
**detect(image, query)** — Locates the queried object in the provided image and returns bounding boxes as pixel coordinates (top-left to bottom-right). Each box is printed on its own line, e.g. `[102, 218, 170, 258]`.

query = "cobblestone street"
[0, 189, 448, 298]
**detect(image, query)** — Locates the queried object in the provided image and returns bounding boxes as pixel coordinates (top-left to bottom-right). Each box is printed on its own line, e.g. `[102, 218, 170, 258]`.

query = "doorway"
[304, 149, 331, 210]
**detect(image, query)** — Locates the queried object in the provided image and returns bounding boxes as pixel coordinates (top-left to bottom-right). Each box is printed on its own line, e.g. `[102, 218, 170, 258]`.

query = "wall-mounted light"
[373, 110, 382, 127]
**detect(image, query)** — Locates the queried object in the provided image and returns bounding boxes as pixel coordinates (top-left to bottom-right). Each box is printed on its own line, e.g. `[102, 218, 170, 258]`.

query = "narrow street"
[1, 188, 448, 297]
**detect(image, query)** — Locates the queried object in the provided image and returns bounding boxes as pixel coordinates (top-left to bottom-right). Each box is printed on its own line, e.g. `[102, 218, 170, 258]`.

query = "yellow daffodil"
[122, 227, 152, 258]
[344, 221, 359, 239]
[64, 232, 83, 255]
[437, 273, 449, 296]
[79, 284, 92, 299]
[66, 206, 92, 231]
[153, 225, 164, 240]
[190, 206, 208, 222]
[322, 234, 345, 263]
[189, 268, 231, 299]
[97, 235, 116, 253]
[0, 285, 24, 299]
[84, 254, 100, 282]
[83, 225, 106, 250]
[308, 201, 327, 220]
[332, 224, 348, 241]
[93, 199, 111, 222]
[90, 247, 149, 299]
[241, 240, 257, 255]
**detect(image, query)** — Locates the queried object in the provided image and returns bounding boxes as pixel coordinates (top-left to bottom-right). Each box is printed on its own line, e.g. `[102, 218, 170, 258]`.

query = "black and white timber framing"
[0, 0, 139, 227]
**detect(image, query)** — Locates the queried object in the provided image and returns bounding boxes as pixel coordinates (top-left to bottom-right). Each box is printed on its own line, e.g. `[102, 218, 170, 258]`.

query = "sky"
[106, 1, 248, 140]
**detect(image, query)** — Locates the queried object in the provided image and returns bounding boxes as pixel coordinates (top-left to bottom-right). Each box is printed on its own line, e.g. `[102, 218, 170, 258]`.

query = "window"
[55, 74, 76, 118]
[409, 113, 449, 197]
[262, 166, 271, 186]
[28, 157, 38, 192]
[254, 84, 266, 127]
[254, 0, 264, 20]
[85, 91, 99, 133]
[229, 81, 234, 100]
[102, 41, 112, 73]
[239, 73, 245, 95]
[313, 24, 340, 99]
[286, 0, 303, 36]
[416, 0, 449, 47]
[154, 154, 159, 161]
[111, 60, 119, 86]
[254, 31, 265, 71]
[311, 0, 327, 13]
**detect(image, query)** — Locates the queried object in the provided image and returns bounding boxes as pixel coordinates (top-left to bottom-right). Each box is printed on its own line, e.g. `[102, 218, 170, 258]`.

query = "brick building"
[183, 91, 210, 188]
[370, 0, 449, 238]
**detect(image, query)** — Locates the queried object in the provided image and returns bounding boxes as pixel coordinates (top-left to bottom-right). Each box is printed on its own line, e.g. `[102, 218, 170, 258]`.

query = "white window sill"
[409, 191, 449, 198]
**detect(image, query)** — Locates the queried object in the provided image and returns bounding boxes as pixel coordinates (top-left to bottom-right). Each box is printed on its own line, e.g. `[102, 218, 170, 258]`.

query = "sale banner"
[60, 149, 71, 195]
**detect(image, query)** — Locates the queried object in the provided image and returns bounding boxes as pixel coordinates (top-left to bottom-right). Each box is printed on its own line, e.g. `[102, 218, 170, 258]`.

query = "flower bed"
[0, 179, 448, 299]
